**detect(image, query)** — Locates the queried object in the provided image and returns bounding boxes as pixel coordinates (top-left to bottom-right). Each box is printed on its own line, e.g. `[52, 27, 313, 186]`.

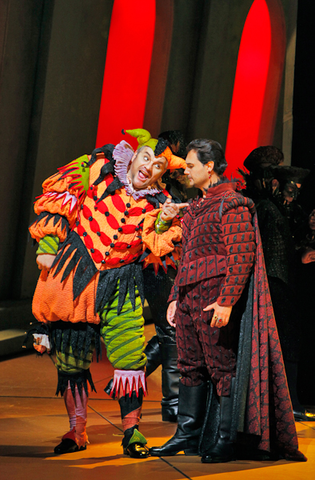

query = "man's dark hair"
[186, 138, 227, 176]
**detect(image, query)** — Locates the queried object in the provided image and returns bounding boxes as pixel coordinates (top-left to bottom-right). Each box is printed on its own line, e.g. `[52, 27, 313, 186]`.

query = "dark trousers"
[143, 266, 176, 339]
[176, 278, 238, 396]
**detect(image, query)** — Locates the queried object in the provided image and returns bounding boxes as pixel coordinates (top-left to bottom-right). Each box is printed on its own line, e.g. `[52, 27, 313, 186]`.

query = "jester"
[28, 129, 188, 458]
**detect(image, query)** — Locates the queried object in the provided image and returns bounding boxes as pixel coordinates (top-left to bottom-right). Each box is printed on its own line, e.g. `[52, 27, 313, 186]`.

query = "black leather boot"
[202, 378, 235, 463]
[160, 337, 179, 422]
[143, 267, 180, 421]
[144, 335, 162, 376]
[150, 381, 207, 456]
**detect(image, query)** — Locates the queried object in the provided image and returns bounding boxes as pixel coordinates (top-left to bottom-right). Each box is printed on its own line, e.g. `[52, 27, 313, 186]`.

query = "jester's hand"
[36, 254, 56, 271]
[160, 198, 189, 222]
[33, 334, 51, 354]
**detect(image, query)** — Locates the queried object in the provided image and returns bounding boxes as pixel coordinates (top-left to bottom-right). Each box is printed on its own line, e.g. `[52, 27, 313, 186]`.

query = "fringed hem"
[96, 262, 145, 315]
[110, 369, 147, 398]
[56, 368, 96, 399]
[51, 321, 101, 361]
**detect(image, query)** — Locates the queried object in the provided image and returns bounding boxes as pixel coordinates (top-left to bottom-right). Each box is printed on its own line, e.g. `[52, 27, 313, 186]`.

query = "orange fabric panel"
[142, 247, 181, 271]
[32, 263, 99, 325]
[33, 191, 79, 228]
[41, 172, 70, 194]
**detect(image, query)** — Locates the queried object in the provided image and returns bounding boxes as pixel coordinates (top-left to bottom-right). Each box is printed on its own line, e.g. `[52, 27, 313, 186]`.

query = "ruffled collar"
[113, 140, 162, 200]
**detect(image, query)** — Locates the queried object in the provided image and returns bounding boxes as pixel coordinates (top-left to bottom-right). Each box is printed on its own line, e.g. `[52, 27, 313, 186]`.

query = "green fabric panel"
[55, 344, 94, 374]
[100, 284, 146, 370]
[73, 154, 90, 194]
[36, 235, 60, 255]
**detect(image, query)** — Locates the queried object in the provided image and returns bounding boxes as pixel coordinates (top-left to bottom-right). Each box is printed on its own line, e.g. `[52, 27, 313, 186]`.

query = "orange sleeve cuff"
[29, 215, 68, 243]
[142, 208, 182, 257]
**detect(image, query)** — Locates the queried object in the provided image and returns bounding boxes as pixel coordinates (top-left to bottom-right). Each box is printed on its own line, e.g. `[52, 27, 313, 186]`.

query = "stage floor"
[1, 324, 314, 480]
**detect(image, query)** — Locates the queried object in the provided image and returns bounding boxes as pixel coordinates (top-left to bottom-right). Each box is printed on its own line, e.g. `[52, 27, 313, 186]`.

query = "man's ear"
[130, 151, 138, 163]
[207, 161, 214, 173]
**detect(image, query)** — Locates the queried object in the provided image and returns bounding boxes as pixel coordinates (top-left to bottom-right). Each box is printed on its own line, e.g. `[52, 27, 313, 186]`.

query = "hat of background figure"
[243, 146, 284, 172]
[270, 165, 310, 186]
[158, 130, 186, 158]
[122, 128, 187, 171]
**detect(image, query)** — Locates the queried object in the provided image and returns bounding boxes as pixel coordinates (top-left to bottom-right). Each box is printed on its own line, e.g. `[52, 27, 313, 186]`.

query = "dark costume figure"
[151, 139, 306, 463]
[240, 147, 313, 421]
[28, 133, 187, 457]
[295, 209, 315, 406]
[270, 165, 309, 242]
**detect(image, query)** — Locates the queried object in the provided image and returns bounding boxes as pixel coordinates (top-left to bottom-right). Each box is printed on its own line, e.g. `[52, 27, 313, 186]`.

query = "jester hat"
[122, 128, 186, 171]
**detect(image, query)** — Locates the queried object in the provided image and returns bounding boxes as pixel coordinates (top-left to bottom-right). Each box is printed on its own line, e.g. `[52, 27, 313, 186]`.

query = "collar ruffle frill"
[113, 140, 162, 200]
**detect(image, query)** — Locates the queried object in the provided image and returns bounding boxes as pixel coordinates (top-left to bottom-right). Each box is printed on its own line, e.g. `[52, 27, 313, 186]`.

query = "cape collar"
[204, 181, 237, 198]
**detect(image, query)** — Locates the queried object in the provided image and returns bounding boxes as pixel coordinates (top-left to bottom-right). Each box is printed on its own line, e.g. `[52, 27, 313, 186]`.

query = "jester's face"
[128, 146, 168, 190]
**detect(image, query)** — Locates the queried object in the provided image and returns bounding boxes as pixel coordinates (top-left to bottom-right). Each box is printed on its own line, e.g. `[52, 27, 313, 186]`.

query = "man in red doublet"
[150, 138, 306, 463]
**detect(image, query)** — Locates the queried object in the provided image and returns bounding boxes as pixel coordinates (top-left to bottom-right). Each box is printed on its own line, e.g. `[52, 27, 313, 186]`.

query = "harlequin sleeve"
[217, 204, 256, 306]
[29, 155, 90, 243]
[141, 208, 182, 270]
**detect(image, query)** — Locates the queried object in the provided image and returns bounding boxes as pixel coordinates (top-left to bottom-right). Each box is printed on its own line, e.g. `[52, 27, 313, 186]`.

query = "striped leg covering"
[52, 323, 97, 453]
[100, 283, 148, 456]
[63, 383, 89, 448]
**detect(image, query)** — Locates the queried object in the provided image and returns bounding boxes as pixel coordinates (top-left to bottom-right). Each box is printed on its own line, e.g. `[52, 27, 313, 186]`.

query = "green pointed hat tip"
[124, 128, 158, 150]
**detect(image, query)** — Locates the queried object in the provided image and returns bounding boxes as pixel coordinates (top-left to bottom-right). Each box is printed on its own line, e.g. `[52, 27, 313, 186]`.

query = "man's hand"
[203, 302, 232, 328]
[36, 253, 56, 270]
[160, 198, 189, 222]
[301, 247, 315, 264]
[167, 301, 177, 327]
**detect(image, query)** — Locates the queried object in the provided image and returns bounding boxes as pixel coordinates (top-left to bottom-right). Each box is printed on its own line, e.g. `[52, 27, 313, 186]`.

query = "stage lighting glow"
[96, 0, 156, 149]
[225, 0, 271, 177]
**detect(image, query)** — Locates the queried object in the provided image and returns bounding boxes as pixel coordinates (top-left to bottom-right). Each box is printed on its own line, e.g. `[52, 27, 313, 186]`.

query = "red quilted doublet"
[174, 183, 256, 306]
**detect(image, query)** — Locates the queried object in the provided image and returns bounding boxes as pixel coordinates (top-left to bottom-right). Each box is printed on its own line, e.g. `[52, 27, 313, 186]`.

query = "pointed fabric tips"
[110, 369, 147, 398]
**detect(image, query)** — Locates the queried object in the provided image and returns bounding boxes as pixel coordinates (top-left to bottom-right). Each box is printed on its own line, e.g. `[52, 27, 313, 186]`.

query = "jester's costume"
[29, 134, 185, 456]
